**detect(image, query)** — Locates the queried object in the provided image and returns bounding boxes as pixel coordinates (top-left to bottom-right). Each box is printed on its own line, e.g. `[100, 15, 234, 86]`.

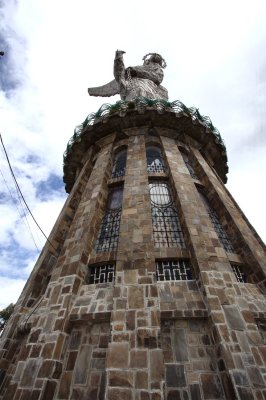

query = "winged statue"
[88, 50, 168, 101]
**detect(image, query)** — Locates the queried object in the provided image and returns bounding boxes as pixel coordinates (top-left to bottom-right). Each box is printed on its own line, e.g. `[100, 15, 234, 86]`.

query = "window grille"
[88, 263, 115, 284]
[95, 187, 123, 253]
[232, 264, 247, 283]
[146, 146, 166, 173]
[180, 149, 199, 180]
[112, 149, 127, 178]
[198, 189, 235, 253]
[149, 182, 185, 248]
[156, 259, 193, 281]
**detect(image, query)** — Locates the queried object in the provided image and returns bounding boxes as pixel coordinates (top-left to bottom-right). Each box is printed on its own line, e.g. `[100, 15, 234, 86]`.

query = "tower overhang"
[63, 99, 228, 193]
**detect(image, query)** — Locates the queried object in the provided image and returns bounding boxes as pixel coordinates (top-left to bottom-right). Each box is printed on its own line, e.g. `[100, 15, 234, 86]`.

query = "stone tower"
[1, 80, 266, 398]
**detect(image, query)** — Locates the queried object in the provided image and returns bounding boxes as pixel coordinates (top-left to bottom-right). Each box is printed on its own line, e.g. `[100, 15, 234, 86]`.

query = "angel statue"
[88, 50, 168, 101]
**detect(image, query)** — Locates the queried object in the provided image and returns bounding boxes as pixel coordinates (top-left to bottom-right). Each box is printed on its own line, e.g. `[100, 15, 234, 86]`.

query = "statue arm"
[127, 64, 164, 85]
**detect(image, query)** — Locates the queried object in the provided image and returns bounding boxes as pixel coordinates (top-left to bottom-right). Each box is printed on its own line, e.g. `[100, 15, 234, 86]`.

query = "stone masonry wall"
[1, 118, 266, 400]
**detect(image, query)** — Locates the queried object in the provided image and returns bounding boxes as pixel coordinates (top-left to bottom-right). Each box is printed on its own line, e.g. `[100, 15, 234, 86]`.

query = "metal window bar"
[88, 264, 115, 284]
[149, 182, 185, 248]
[232, 265, 247, 283]
[198, 190, 235, 253]
[112, 150, 127, 179]
[95, 188, 123, 253]
[156, 260, 193, 281]
[180, 151, 199, 180]
[146, 147, 166, 173]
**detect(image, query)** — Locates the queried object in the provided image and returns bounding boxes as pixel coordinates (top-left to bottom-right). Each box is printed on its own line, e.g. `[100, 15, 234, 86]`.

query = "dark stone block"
[167, 390, 181, 400]
[66, 351, 78, 371]
[140, 391, 150, 400]
[223, 305, 245, 331]
[99, 372, 106, 400]
[29, 329, 41, 343]
[69, 330, 81, 350]
[166, 364, 186, 387]
[220, 372, 236, 400]
[218, 359, 226, 371]
[201, 374, 223, 399]
[87, 387, 98, 399]
[190, 383, 201, 399]
[182, 391, 189, 400]
[173, 329, 188, 362]
[31, 390, 41, 400]
[41, 381, 56, 400]
[91, 358, 105, 370]
[247, 366, 264, 387]
[231, 370, 249, 386]
[202, 335, 211, 345]
[236, 387, 254, 400]
[0, 368, 6, 386]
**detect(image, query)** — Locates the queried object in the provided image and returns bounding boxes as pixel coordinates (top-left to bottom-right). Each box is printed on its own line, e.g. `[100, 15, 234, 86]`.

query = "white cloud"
[0, 277, 26, 310]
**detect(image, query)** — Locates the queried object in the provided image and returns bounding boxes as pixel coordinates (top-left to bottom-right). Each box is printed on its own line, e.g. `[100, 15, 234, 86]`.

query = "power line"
[0, 133, 57, 252]
[0, 166, 40, 251]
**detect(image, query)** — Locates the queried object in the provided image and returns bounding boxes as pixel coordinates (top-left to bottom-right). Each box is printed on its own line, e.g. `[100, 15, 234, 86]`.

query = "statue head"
[142, 53, 167, 68]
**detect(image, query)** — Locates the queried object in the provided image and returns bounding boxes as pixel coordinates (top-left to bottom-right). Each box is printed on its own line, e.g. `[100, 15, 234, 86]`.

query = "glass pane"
[156, 260, 193, 281]
[89, 264, 115, 284]
[149, 182, 185, 248]
[149, 183, 171, 206]
[112, 150, 127, 178]
[95, 187, 123, 253]
[198, 189, 234, 253]
[180, 149, 199, 180]
[108, 187, 123, 209]
[146, 146, 166, 173]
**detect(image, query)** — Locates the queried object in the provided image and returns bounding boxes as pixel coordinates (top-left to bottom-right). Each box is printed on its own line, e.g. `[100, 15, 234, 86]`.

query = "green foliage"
[0, 303, 14, 335]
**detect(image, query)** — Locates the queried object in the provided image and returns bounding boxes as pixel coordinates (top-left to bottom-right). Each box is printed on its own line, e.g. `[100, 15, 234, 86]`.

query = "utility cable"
[0, 166, 40, 251]
[0, 133, 57, 252]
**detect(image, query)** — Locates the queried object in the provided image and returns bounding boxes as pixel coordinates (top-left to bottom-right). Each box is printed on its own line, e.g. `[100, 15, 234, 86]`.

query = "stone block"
[173, 329, 188, 362]
[189, 384, 201, 400]
[66, 351, 78, 371]
[73, 345, 92, 384]
[109, 370, 134, 387]
[135, 371, 148, 389]
[236, 386, 254, 400]
[166, 364, 186, 387]
[201, 373, 223, 399]
[107, 343, 129, 368]
[20, 359, 41, 387]
[167, 390, 181, 400]
[130, 350, 147, 368]
[222, 305, 245, 331]
[41, 380, 57, 399]
[58, 371, 72, 399]
[247, 366, 265, 387]
[128, 286, 144, 309]
[150, 350, 164, 383]
[108, 388, 133, 400]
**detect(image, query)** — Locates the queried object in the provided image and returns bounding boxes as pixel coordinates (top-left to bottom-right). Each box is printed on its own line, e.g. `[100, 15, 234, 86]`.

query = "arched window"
[95, 187, 123, 253]
[112, 149, 127, 178]
[149, 181, 185, 248]
[146, 146, 166, 173]
[198, 189, 234, 253]
[179, 148, 199, 180]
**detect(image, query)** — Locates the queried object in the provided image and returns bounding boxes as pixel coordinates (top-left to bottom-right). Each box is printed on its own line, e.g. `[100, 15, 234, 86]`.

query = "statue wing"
[88, 79, 119, 97]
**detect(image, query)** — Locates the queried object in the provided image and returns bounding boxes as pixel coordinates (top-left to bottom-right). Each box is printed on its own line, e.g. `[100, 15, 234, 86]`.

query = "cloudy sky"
[0, 0, 266, 309]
